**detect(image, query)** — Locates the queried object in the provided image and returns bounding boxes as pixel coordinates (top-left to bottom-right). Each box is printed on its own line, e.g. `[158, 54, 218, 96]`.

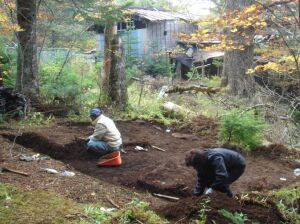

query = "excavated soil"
[1, 117, 300, 223]
[158, 192, 287, 224]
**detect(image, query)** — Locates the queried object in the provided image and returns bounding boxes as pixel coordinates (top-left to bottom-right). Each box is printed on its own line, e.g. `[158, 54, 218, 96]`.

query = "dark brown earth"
[158, 192, 287, 224]
[1, 117, 299, 223]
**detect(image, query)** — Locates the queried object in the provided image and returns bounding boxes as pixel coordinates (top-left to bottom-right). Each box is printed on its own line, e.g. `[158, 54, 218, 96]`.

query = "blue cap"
[89, 108, 102, 118]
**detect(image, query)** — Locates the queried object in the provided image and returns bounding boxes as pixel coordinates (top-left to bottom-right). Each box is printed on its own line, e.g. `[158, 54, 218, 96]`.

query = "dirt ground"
[157, 192, 287, 224]
[1, 117, 299, 223]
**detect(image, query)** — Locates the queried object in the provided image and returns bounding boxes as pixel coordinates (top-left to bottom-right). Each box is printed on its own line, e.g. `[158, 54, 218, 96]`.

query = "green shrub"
[143, 56, 173, 77]
[38, 56, 98, 112]
[0, 38, 17, 88]
[218, 109, 265, 151]
[125, 64, 143, 85]
[39, 61, 80, 106]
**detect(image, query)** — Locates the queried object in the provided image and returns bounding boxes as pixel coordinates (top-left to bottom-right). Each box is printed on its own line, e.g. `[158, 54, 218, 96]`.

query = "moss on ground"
[268, 184, 300, 223]
[0, 181, 299, 224]
[0, 183, 167, 224]
[0, 183, 89, 224]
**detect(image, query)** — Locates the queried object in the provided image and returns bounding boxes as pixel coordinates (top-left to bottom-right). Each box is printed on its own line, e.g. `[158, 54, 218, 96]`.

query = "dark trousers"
[227, 165, 245, 184]
[215, 165, 245, 196]
[87, 138, 120, 157]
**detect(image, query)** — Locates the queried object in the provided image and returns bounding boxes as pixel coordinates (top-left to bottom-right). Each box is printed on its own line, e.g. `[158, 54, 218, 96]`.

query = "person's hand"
[205, 188, 213, 195]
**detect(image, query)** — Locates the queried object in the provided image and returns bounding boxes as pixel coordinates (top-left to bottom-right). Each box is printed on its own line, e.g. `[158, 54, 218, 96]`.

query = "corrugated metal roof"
[193, 51, 224, 62]
[171, 50, 224, 68]
[129, 9, 191, 22]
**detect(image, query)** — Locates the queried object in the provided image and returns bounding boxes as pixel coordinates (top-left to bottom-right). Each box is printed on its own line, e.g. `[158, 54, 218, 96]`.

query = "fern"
[218, 209, 248, 224]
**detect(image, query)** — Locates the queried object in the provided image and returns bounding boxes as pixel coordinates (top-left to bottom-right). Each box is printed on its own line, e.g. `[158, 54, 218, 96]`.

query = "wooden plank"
[151, 145, 166, 152]
[1, 167, 29, 176]
[153, 193, 179, 201]
[106, 195, 120, 209]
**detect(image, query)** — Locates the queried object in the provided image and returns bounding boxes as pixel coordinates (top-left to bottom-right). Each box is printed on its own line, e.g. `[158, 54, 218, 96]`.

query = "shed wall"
[96, 20, 196, 60]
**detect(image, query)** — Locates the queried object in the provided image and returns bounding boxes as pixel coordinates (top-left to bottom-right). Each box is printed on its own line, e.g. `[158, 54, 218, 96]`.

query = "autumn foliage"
[179, 4, 267, 50]
[180, 0, 300, 93]
[0, 0, 21, 33]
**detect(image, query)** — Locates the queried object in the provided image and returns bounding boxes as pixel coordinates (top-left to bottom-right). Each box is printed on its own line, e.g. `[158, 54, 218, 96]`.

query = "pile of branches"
[0, 87, 28, 118]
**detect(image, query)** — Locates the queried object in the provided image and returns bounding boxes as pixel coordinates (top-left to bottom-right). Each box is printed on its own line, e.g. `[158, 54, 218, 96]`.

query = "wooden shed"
[171, 40, 224, 78]
[92, 8, 197, 60]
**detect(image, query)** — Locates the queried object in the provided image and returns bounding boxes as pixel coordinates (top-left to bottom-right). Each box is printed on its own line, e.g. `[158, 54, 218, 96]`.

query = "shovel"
[0, 167, 29, 176]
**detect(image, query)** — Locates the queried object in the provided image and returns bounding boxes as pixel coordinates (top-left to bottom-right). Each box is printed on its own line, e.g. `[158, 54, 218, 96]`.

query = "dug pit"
[2, 119, 300, 223]
[2, 120, 299, 198]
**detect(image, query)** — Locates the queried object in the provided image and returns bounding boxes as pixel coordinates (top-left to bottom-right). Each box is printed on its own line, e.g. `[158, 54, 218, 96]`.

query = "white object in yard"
[161, 101, 190, 119]
[166, 129, 171, 133]
[42, 168, 58, 174]
[294, 168, 300, 176]
[280, 177, 287, 181]
[32, 153, 40, 159]
[100, 207, 116, 213]
[61, 171, 75, 177]
[157, 85, 169, 99]
[134, 146, 148, 152]
[19, 153, 40, 162]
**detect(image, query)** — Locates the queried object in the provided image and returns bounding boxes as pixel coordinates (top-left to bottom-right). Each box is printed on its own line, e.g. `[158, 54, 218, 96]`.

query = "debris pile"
[0, 87, 28, 118]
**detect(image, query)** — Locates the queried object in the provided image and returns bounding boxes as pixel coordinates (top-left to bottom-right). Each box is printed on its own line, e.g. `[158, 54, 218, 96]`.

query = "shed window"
[117, 20, 146, 32]
[117, 21, 135, 31]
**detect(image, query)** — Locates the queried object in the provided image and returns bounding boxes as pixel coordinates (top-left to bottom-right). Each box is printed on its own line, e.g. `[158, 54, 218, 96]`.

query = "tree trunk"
[221, 0, 256, 97]
[16, 0, 39, 103]
[102, 23, 117, 100]
[0, 69, 3, 87]
[108, 36, 128, 110]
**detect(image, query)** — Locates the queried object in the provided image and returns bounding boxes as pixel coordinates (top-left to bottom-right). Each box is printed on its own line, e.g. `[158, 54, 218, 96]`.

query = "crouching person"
[87, 108, 122, 166]
[185, 148, 245, 197]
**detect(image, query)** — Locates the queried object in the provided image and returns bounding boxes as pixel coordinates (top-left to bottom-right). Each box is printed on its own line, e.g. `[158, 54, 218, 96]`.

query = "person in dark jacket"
[185, 148, 246, 197]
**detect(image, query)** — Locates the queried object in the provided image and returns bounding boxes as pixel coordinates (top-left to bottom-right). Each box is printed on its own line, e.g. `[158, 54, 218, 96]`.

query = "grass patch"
[242, 184, 300, 223]
[0, 183, 88, 224]
[0, 184, 168, 224]
[84, 197, 168, 224]
[119, 84, 179, 125]
[267, 184, 300, 223]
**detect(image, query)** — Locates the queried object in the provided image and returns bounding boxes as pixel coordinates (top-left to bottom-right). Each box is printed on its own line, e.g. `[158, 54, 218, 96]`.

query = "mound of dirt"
[158, 192, 286, 224]
[255, 144, 300, 164]
[176, 115, 218, 138]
